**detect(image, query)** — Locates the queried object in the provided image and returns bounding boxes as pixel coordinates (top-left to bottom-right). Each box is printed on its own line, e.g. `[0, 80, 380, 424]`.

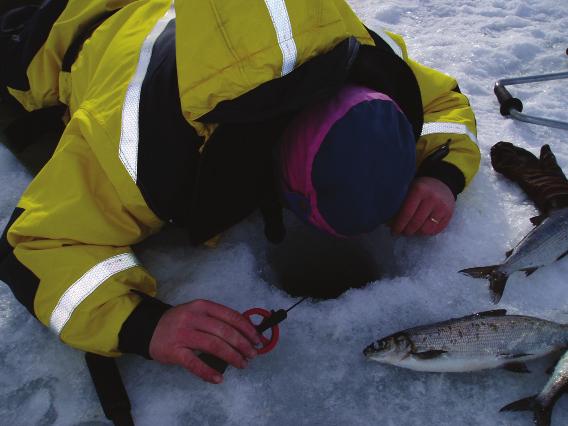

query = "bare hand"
[149, 299, 261, 384]
[390, 177, 455, 236]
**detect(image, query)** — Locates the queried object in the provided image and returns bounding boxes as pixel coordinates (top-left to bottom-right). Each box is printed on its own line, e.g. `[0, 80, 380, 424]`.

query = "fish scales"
[407, 316, 567, 355]
[504, 209, 568, 273]
[540, 351, 568, 407]
[364, 312, 568, 373]
[459, 208, 568, 303]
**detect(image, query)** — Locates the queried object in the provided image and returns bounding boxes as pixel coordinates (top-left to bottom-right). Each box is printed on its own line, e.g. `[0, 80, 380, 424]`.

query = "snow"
[1, 0, 568, 424]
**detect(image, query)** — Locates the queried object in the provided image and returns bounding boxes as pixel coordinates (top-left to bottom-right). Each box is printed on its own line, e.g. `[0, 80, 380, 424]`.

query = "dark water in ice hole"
[261, 221, 395, 299]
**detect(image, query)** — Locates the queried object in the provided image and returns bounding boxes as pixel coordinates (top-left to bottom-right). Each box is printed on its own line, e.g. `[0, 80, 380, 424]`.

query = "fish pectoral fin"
[500, 395, 537, 412]
[530, 215, 546, 226]
[411, 350, 447, 360]
[522, 267, 539, 277]
[503, 362, 531, 374]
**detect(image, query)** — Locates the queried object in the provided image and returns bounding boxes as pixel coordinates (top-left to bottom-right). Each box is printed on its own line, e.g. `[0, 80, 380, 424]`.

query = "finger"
[421, 206, 452, 235]
[177, 349, 224, 384]
[191, 300, 261, 345]
[190, 316, 258, 360]
[437, 211, 453, 233]
[402, 200, 434, 236]
[420, 214, 444, 235]
[187, 330, 249, 370]
[391, 189, 422, 234]
[419, 203, 446, 235]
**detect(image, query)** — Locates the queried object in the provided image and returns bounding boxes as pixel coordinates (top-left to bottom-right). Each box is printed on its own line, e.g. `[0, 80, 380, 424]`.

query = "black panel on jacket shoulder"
[137, 20, 203, 226]
[350, 29, 423, 140]
[0, 208, 39, 317]
[0, 1, 68, 91]
[199, 37, 360, 124]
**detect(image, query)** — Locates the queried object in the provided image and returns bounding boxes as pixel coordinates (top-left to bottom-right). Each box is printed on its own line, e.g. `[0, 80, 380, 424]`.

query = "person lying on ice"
[0, 0, 480, 384]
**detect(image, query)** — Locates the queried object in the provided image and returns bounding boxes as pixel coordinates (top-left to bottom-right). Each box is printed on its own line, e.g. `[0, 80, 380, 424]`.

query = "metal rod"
[497, 71, 568, 87]
[286, 297, 307, 313]
[494, 69, 568, 131]
[509, 109, 568, 131]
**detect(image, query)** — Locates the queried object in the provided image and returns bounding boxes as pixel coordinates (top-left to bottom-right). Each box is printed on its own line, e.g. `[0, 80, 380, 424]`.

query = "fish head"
[363, 333, 413, 362]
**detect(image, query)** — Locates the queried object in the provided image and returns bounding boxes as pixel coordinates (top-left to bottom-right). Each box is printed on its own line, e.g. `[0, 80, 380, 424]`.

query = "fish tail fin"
[459, 265, 500, 279]
[500, 396, 551, 426]
[535, 410, 552, 426]
[489, 272, 509, 304]
[459, 265, 508, 304]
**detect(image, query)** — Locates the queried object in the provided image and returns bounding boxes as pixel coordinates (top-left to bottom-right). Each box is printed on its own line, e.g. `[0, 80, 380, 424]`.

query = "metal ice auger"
[494, 48, 568, 131]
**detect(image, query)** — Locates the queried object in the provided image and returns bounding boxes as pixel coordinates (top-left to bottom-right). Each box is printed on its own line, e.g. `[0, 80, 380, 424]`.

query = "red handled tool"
[198, 297, 307, 374]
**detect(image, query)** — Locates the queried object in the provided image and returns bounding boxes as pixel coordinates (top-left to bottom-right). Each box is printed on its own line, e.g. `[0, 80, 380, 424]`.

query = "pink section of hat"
[279, 84, 402, 237]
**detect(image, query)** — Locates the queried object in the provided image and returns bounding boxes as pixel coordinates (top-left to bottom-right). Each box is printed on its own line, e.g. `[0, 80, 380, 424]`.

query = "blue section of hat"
[312, 99, 416, 235]
[282, 190, 312, 226]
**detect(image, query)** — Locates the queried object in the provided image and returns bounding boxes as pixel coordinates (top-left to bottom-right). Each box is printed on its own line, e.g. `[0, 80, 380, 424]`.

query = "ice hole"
[260, 218, 396, 299]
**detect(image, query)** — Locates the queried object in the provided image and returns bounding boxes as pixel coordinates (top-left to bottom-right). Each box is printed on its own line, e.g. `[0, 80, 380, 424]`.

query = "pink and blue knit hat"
[279, 84, 416, 237]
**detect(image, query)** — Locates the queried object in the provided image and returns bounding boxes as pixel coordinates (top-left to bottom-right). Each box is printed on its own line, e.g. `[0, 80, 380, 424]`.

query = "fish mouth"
[363, 345, 377, 358]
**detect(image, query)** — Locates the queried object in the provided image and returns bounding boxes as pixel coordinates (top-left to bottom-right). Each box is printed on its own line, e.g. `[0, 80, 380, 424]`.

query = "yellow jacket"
[0, 0, 480, 357]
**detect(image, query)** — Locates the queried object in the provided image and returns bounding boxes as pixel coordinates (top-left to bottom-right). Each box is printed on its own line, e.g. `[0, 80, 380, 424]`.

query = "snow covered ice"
[1, 0, 568, 424]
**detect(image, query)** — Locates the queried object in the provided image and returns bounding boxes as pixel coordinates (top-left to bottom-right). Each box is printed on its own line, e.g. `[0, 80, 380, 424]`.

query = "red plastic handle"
[243, 308, 280, 354]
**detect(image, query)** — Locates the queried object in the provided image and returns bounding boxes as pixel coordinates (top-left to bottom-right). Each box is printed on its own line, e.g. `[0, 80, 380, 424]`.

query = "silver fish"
[460, 207, 568, 304]
[363, 310, 568, 373]
[501, 350, 568, 426]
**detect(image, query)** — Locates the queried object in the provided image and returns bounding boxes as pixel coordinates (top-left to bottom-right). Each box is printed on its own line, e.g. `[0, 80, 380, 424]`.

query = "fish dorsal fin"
[447, 309, 508, 326]
[472, 309, 507, 318]
[446, 309, 507, 322]
[505, 249, 514, 258]
[523, 267, 539, 277]
[530, 215, 546, 226]
[412, 350, 447, 360]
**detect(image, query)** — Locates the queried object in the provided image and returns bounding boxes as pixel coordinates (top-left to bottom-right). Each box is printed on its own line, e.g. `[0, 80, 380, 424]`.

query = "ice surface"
[2, 0, 568, 424]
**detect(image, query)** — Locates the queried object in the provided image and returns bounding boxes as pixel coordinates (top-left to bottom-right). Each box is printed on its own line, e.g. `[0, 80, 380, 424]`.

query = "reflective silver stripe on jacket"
[119, 3, 176, 182]
[373, 28, 403, 59]
[49, 253, 140, 334]
[264, 0, 297, 76]
[421, 122, 478, 145]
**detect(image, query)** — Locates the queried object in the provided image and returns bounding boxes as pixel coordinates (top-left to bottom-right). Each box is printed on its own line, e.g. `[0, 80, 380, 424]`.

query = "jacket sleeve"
[0, 114, 170, 358]
[388, 31, 481, 196]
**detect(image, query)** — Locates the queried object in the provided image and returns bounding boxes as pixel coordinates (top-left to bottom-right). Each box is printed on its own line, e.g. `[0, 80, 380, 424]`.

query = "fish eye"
[395, 335, 406, 345]
[374, 339, 389, 351]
